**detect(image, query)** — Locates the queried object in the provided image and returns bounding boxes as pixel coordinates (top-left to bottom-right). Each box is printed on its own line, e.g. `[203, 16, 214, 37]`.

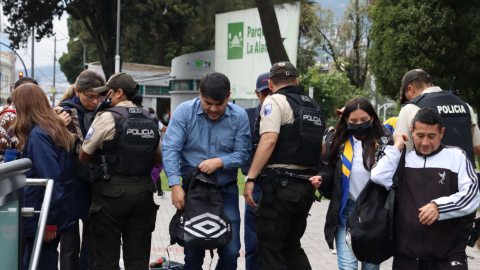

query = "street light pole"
[73, 37, 86, 70]
[31, 26, 35, 79]
[0, 42, 28, 77]
[52, 36, 56, 107]
[114, 0, 121, 73]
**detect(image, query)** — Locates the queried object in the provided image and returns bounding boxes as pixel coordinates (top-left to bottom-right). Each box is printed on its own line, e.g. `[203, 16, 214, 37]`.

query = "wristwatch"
[245, 176, 256, 183]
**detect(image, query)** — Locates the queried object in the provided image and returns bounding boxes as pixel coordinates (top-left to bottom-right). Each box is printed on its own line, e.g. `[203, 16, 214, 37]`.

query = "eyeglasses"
[82, 92, 104, 101]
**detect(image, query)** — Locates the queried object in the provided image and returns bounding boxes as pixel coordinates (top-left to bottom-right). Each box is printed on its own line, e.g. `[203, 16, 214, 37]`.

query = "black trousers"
[89, 175, 159, 270]
[393, 254, 467, 270]
[254, 169, 316, 270]
[60, 219, 94, 270]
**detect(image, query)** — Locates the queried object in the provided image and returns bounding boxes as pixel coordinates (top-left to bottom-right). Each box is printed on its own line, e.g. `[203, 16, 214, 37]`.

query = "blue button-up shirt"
[162, 98, 251, 186]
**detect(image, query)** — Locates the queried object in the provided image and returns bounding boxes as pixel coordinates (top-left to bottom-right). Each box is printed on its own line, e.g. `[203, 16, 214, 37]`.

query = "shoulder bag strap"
[385, 146, 406, 240]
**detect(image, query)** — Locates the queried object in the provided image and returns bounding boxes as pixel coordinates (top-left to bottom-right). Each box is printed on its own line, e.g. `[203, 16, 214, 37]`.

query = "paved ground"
[148, 192, 480, 270]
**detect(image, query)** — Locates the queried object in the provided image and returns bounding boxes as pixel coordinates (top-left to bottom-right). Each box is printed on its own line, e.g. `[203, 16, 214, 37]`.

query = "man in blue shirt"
[162, 72, 251, 270]
[241, 72, 272, 270]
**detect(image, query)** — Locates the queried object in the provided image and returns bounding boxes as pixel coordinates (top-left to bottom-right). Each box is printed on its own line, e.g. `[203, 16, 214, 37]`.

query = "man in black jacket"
[372, 107, 480, 270]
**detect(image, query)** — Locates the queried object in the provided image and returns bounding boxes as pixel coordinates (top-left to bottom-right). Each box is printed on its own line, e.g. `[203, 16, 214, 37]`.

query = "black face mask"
[347, 120, 373, 137]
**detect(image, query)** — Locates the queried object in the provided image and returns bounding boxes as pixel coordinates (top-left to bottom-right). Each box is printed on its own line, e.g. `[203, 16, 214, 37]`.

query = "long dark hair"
[328, 97, 385, 171]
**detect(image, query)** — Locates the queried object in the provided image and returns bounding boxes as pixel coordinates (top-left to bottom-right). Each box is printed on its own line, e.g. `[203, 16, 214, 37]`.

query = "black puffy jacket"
[318, 133, 391, 249]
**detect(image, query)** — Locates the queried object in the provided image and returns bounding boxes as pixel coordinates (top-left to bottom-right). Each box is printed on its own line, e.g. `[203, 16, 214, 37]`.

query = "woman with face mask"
[310, 97, 391, 270]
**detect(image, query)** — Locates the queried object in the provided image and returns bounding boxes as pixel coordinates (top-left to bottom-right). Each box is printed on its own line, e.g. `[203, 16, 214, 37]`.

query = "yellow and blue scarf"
[383, 117, 398, 133]
[339, 135, 354, 225]
[338, 134, 377, 225]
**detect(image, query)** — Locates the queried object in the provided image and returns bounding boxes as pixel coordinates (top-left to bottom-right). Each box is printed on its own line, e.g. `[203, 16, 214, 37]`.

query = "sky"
[1, 6, 70, 96]
[0, 15, 69, 68]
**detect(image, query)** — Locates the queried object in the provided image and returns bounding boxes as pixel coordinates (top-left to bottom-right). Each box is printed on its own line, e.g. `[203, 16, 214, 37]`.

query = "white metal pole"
[28, 179, 54, 270]
[114, 0, 121, 73]
[31, 27, 34, 78]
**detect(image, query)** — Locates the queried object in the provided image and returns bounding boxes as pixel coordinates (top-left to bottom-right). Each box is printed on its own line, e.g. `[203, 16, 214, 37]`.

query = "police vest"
[93, 106, 160, 176]
[257, 85, 325, 167]
[407, 90, 475, 165]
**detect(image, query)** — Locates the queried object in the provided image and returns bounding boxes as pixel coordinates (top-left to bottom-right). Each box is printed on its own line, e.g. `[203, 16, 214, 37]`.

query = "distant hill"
[16, 65, 70, 94]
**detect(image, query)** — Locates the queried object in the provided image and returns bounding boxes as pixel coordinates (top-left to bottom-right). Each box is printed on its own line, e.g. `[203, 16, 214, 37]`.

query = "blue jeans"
[244, 183, 262, 270]
[184, 182, 241, 270]
[336, 199, 380, 270]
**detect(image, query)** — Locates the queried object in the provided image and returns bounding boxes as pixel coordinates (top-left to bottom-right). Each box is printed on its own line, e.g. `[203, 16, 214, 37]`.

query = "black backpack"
[59, 102, 95, 181]
[345, 148, 406, 265]
[169, 167, 232, 249]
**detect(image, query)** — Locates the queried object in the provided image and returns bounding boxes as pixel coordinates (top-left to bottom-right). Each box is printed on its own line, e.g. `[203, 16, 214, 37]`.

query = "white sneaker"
[331, 249, 337, 255]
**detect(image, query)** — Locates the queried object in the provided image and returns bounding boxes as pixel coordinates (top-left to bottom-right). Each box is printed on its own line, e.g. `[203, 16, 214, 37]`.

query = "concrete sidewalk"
[149, 192, 480, 270]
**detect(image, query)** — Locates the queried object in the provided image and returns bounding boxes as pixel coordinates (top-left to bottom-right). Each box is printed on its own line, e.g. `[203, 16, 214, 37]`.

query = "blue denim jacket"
[162, 98, 251, 186]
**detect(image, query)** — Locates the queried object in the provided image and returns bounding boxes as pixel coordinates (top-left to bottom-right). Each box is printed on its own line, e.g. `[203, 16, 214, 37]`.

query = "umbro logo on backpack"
[184, 212, 230, 238]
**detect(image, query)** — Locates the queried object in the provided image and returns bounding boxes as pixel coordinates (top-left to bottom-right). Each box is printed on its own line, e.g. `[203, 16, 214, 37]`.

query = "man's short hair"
[6, 97, 12, 104]
[270, 68, 297, 86]
[412, 107, 443, 131]
[15, 77, 38, 89]
[409, 77, 431, 91]
[199, 72, 230, 101]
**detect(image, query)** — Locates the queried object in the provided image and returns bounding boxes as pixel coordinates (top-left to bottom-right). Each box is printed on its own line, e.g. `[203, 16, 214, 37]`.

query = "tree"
[296, 2, 322, 74]
[299, 66, 360, 125]
[296, 1, 372, 89]
[3, 0, 256, 81]
[3, 0, 121, 78]
[255, 0, 290, 64]
[368, 0, 480, 113]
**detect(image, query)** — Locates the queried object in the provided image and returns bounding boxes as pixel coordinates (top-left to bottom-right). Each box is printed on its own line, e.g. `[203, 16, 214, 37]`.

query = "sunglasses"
[82, 92, 104, 101]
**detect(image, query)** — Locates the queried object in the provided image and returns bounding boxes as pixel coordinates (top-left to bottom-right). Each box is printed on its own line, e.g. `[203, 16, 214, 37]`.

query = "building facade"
[0, 52, 15, 104]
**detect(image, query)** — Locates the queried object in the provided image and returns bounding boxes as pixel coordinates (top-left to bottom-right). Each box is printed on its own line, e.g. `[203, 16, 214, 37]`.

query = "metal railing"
[25, 179, 54, 270]
[0, 158, 31, 270]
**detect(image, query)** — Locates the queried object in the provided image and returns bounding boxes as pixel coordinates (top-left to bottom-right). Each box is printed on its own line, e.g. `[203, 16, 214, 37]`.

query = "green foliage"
[299, 66, 361, 126]
[297, 1, 372, 88]
[368, 0, 480, 112]
[57, 0, 258, 82]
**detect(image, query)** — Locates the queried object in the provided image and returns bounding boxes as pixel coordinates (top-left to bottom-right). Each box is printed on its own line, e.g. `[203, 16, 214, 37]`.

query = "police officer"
[241, 72, 272, 270]
[79, 72, 161, 269]
[395, 69, 480, 244]
[244, 62, 325, 270]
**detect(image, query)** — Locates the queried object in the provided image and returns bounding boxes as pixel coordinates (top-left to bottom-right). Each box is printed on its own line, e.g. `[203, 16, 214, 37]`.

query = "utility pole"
[114, 0, 121, 73]
[52, 36, 56, 107]
[31, 27, 34, 79]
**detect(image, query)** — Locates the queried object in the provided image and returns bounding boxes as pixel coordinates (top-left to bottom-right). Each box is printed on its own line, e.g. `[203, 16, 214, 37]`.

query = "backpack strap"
[385, 146, 406, 240]
[59, 102, 89, 115]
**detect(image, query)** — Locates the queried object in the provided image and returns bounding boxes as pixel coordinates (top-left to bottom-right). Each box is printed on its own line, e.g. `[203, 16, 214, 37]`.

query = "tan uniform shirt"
[82, 100, 162, 155]
[394, 86, 480, 152]
[260, 93, 319, 170]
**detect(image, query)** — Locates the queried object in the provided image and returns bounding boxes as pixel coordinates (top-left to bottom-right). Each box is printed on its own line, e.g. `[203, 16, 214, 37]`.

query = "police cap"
[270, 61, 298, 78]
[400, 69, 431, 104]
[93, 72, 139, 94]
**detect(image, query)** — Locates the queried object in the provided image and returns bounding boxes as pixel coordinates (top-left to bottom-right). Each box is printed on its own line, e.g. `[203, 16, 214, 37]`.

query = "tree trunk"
[67, 2, 116, 79]
[256, 0, 290, 64]
[353, 0, 361, 88]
